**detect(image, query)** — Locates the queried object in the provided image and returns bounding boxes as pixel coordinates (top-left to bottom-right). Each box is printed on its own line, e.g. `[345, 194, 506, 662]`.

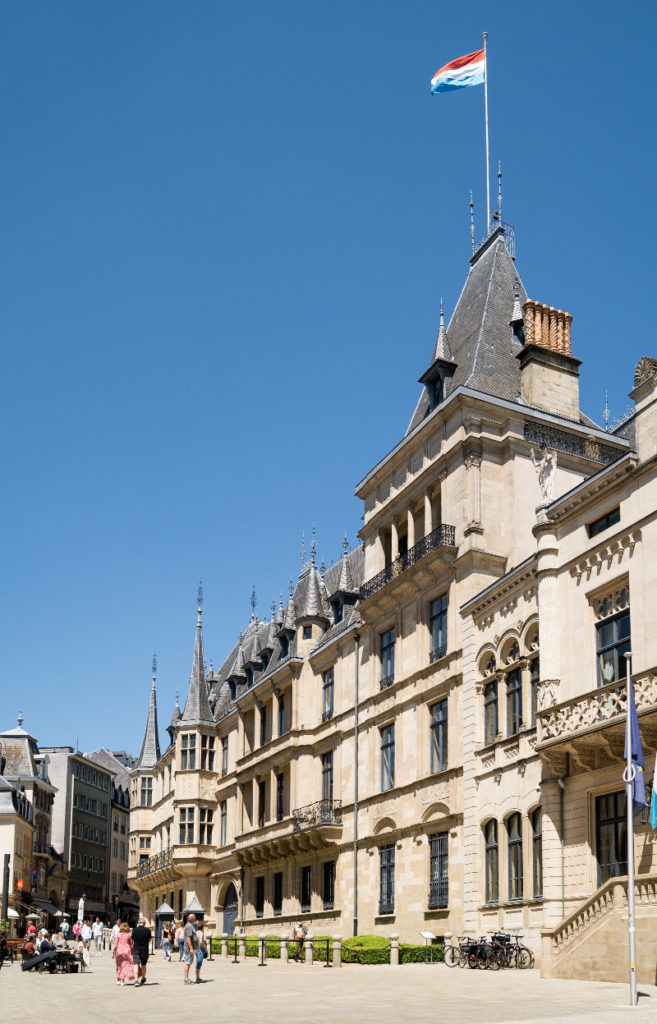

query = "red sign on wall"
[16, 879, 24, 890]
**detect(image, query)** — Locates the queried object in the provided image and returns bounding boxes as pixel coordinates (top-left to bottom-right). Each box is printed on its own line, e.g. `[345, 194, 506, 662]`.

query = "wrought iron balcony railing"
[378, 898, 395, 915]
[430, 643, 447, 664]
[360, 525, 456, 602]
[136, 846, 172, 878]
[293, 799, 342, 831]
[380, 674, 395, 691]
[428, 878, 449, 909]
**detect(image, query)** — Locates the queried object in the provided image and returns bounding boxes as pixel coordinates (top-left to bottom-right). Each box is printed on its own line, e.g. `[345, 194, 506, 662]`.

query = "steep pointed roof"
[181, 596, 214, 725]
[228, 636, 247, 680]
[296, 561, 330, 622]
[137, 677, 161, 769]
[282, 583, 296, 634]
[433, 301, 453, 362]
[168, 695, 181, 734]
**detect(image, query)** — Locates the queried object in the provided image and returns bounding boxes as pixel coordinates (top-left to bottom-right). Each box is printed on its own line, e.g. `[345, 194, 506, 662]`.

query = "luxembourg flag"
[431, 48, 485, 94]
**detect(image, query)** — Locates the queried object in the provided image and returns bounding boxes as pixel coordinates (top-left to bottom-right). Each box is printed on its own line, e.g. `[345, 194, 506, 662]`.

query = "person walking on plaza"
[81, 919, 92, 949]
[175, 922, 185, 961]
[131, 916, 152, 986]
[182, 913, 199, 985]
[61, 919, 69, 941]
[194, 920, 206, 982]
[112, 922, 134, 986]
[292, 921, 305, 963]
[72, 919, 80, 940]
[92, 916, 104, 956]
[110, 919, 121, 950]
[162, 924, 172, 961]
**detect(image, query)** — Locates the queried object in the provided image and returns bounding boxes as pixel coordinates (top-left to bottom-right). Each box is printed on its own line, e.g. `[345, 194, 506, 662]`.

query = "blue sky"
[1, 1, 654, 755]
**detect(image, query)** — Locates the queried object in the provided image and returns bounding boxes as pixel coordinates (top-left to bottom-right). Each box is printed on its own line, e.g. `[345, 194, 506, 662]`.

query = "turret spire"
[181, 582, 214, 725]
[433, 300, 453, 363]
[137, 659, 161, 768]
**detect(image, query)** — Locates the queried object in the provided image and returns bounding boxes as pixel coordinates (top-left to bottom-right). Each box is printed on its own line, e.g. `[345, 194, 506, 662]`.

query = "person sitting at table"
[0, 932, 9, 963]
[23, 936, 37, 958]
[38, 932, 56, 954]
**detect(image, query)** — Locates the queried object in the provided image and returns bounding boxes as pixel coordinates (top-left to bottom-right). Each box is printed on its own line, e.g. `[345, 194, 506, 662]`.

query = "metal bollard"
[232, 935, 240, 964]
[323, 938, 332, 968]
[280, 937, 289, 965]
[221, 933, 228, 959]
[258, 933, 267, 967]
[390, 934, 399, 967]
[332, 935, 342, 968]
[305, 934, 314, 966]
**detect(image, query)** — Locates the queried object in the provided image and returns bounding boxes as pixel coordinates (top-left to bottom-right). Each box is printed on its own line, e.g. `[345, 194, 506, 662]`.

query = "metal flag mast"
[624, 651, 638, 1006]
[482, 31, 490, 231]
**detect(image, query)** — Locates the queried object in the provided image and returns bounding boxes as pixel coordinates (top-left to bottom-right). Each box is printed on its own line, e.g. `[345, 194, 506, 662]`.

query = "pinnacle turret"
[180, 584, 214, 725]
[137, 658, 161, 768]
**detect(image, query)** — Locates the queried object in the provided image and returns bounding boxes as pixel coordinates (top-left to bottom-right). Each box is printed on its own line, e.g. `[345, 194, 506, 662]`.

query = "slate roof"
[181, 607, 214, 725]
[0, 718, 40, 778]
[86, 747, 131, 791]
[136, 681, 161, 769]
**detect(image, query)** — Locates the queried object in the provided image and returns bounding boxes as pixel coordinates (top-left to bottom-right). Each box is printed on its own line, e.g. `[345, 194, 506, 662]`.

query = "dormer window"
[260, 651, 270, 671]
[280, 636, 290, 659]
[331, 598, 343, 625]
[245, 666, 253, 689]
[433, 377, 443, 407]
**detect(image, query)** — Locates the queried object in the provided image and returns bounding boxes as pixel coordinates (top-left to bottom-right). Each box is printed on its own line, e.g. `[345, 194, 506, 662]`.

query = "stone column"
[375, 527, 386, 573]
[305, 934, 314, 965]
[221, 932, 228, 958]
[391, 519, 399, 561]
[332, 935, 342, 967]
[390, 934, 400, 966]
[465, 454, 482, 533]
[534, 518, 560, 705]
[280, 937, 289, 964]
[407, 507, 416, 549]
[424, 489, 433, 536]
[239, 934, 246, 959]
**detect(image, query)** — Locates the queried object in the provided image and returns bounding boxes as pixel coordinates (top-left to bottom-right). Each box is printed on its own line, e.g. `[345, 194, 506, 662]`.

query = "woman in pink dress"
[112, 922, 134, 985]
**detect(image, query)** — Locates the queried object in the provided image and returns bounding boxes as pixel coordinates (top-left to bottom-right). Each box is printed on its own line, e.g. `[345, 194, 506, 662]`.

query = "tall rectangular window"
[276, 773, 285, 822]
[322, 860, 335, 911]
[379, 845, 395, 914]
[255, 876, 265, 918]
[507, 668, 522, 736]
[430, 699, 448, 773]
[596, 609, 631, 686]
[484, 680, 498, 745]
[380, 724, 395, 792]
[140, 778, 152, 807]
[596, 790, 627, 886]
[273, 871, 283, 916]
[530, 658, 540, 727]
[201, 735, 215, 771]
[508, 813, 523, 901]
[429, 593, 448, 662]
[485, 820, 498, 904]
[322, 668, 334, 722]
[258, 780, 267, 828]
[219, 801, 227, 847]
[260, 708, 267, 746]
[429, 832, 448, 909]
[179, 807, 194, 845]
[532, 808, 543, 898]
[321, 752, 334, 803]
[278, 696, 286, 736]
[380, 628, 395, 688]
[181, 734, 196, 770]
[199, 808, 213, 845]
[300, 866, 311, 913]
[221, 737, 228, 777]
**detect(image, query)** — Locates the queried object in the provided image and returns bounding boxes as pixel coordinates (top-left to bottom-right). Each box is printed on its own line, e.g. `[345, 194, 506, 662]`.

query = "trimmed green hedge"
[209, 933, 444, 965]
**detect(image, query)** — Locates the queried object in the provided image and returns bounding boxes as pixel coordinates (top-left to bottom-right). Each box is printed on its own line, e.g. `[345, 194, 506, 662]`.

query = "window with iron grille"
[380, 724, 395, 792]
[201, 735, 215, 771]
[485, 820, 498, 903]
[300, 866, 311, 913]
[429, 593, 448, 662]
[255, 876, 265, 918]
[379, 844, 395, 914]
[180, 734, 196, 770]
[321, 751, 334, 803]
[323, 860, 335, 911]
[322, 668, 334, 721]
[221, 736, 228, 776]
[276, 773, 285, 821]
[219, 801, 227, 847]
[273, 872, 283, 916]
[530, 658, 540, 726]
[430, 699, 447, 774]
[179, 807, 194, 845]
[140, 777, 152, 807]
[484, 679, 498, 745]
[199, 808, 213, 845]
[507, 668, 522, 736]
[507, 813, 523, 901]
[428, 831, 448, 908]
[596, 609, 631, 686]
[532, 807, 542, 898]
[380, 628, 395, 688]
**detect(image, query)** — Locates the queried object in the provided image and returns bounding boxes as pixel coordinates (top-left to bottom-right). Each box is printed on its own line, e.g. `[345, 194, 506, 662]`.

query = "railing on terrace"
[136, 847, 172, 878]
[428, 878, 448, 910]
[360, 525, 456, 602]
[380, 674, 395, 691]
[292, 799, 342, 831]
[430, 643, 447, 664]
[537, 670, 657, 744]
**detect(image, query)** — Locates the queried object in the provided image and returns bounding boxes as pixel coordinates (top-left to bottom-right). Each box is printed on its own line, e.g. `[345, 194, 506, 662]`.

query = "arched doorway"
[222, 883, 238, 935]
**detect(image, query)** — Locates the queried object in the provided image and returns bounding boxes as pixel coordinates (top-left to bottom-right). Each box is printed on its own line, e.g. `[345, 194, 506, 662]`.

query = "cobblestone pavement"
[3, 950, 657, 1023]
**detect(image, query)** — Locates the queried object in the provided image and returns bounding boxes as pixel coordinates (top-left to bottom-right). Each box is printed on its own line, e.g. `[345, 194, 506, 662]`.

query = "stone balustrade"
[537, 669, 657, 744]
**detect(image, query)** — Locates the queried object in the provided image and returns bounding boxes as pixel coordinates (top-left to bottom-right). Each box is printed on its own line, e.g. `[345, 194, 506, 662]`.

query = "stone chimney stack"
[517, 300, 581, 420]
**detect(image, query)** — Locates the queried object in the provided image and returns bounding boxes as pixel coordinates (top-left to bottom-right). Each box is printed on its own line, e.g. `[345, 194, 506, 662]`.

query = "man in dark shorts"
[132, 916, 152, 986]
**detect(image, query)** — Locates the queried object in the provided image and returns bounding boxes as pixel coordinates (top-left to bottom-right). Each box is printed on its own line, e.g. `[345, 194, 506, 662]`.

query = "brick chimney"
[517, 300, 581, 420]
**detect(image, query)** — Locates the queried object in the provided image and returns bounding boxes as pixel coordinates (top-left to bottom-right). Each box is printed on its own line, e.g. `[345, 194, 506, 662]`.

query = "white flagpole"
[482, 31, 490, 231]
[624, 651, 638, 1006]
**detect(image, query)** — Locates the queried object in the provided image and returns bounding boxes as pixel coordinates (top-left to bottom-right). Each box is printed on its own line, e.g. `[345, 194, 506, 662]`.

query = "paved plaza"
[4, 950, 657, 1023]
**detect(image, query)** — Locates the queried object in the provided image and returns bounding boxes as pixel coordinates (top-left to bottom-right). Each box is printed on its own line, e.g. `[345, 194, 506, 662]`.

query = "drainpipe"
[558, 778, 566, 920]
[353, 632, 360, 938]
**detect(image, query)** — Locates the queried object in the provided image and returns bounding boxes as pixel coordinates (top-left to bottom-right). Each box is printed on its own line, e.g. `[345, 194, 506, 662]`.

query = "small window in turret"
[180, 734, 196, 770]
[434, 378, 443, 407]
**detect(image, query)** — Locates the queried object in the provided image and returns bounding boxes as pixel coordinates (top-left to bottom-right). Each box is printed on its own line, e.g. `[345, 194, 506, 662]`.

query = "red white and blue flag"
[431, 48, 485, 94]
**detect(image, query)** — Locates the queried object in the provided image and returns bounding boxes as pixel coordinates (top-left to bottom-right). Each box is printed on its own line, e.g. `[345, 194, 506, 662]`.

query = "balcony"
[380, 674, 395, 691]
[428, 878, 448, 910]
[536, 669, 657, 776]
[360, 525, 456, 602]
[136, 847, 172, 878]
[293, 799, 342, 831]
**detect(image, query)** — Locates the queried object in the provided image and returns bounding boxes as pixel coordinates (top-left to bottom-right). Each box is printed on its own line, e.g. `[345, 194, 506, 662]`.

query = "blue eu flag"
[625, 677, 647, 818]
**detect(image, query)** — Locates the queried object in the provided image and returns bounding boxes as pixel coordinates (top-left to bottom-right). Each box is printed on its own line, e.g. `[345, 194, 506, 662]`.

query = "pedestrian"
[162, 923, 171, 961]
[131, 916, 152, 986]
[26, 922, 37, 940]
[81, 919, 92, 949]
[182, 913, 199, 985]
[175, 922, 185, 961]
[61, 919, 69, 941]
[92, 916, 104, 956]
[110, 919, 121, 950]
[292, 921, 305, 962]
[112, 922, 134, 986]
[72, 919, 80, 940]
[194, 920, 206, 981]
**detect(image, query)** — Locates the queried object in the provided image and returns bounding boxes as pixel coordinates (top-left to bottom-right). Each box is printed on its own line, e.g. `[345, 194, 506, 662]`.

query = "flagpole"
[482, 31, 490, 231]
[625, 651, 638, 1007]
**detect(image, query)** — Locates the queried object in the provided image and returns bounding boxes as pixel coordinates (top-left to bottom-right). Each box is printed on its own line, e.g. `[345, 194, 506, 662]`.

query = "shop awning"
[33, 900, 60, 915]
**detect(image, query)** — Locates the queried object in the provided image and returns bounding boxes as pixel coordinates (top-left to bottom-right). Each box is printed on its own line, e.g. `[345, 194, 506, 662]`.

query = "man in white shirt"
[91, 917, 104, 956]
[110, 919, 120, 950]
[81, 920, 92, 949]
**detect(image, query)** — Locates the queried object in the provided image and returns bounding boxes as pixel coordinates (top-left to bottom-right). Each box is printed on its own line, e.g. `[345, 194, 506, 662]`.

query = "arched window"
[532, 808, 542, 898]
[506, 668, 522, 736]
[507, 813, 523, 901]
[484, 820, 498, 904]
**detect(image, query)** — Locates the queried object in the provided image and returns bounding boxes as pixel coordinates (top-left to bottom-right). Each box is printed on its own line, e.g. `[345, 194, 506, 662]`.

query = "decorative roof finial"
[469, 190, 475, 255]
[604, 390, 610, 431]
[289, 578, 294, 599]
[310, 524, 317, 565]
[197, 579, 203, 612]
[319, 559, 326, 576]
[152, 652, 157, 685]
[250, 585, 257, 619]
[497, 161, 502, 222]
[343, 532, 349, 557]
[17, 712, 23, 729]
[175, 691, 180, 707]
[300, 531, 306, 566]
[271, 599, 276, 620]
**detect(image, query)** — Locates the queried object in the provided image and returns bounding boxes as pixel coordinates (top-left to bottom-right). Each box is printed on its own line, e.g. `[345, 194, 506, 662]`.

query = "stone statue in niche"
[537, 679, 559, 711]
[531, 444, 557, 502]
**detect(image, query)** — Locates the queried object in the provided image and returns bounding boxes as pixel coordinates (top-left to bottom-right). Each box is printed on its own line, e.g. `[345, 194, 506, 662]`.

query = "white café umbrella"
[78, 897, 84, 922]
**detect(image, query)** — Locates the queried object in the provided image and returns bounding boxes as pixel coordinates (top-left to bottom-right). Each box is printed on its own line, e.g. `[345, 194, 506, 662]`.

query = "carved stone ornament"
[634, 356, 657, 389]
[530, 445, 557, 502]
[537, 679, 559, 711]
[465, 453, 482, 470]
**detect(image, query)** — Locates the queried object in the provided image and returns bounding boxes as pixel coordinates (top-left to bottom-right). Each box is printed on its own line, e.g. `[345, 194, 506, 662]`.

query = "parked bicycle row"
[444, 933, 535, 970]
